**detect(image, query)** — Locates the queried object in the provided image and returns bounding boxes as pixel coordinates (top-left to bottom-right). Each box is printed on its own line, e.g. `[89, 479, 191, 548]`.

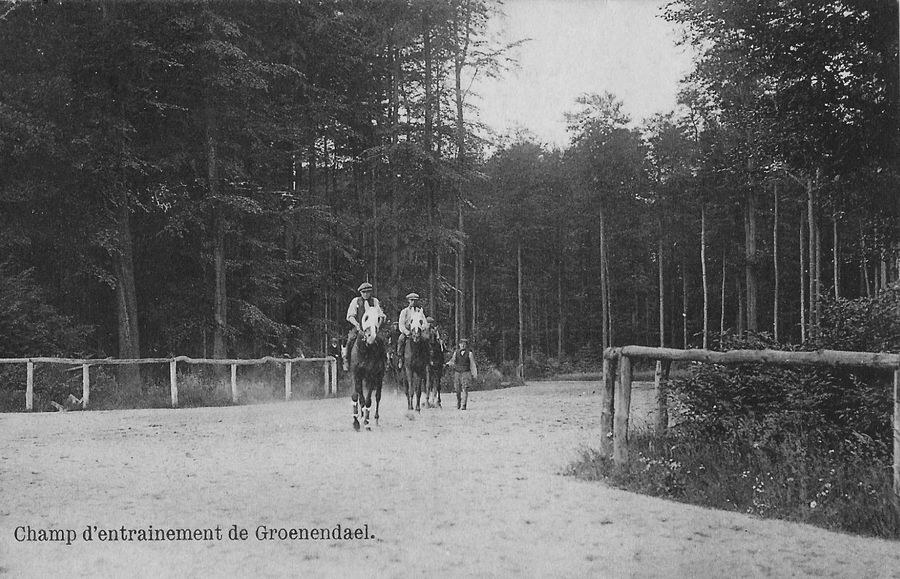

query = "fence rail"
[602, 346, 900, 500]
[0, 356, 338, 411]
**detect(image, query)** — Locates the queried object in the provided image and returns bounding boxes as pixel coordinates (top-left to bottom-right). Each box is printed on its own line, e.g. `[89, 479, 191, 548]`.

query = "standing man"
[396, 292, 424, 369]
[344, 282, 380, 371]
[447, 338, 477, 410]
[327, 337, 342, 379]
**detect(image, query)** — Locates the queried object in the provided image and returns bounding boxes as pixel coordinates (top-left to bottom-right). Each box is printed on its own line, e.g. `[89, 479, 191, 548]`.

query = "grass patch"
[567, 427, 900, 540]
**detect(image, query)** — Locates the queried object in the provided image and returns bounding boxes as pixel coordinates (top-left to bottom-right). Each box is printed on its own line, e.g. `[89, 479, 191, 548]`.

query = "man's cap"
[405, 292, 420, 300]
[426, 316, 435, 323]
[459, 338, 469, 344]
[358, 282, 373, 292]
[330, 338, 339, 344]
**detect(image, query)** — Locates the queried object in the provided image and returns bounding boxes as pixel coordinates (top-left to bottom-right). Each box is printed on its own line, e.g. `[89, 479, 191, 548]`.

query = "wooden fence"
[601, 346, 900, 499]
[0, 355, 338, 411]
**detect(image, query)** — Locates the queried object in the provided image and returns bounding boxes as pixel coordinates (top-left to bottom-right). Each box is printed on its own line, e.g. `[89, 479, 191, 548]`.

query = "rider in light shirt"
[396, 292, 425, 369]
[343, 282, 380, 371]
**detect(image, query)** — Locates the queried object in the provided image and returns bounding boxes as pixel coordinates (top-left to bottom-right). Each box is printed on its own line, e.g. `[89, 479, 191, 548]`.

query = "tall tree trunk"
[655, 236, 666, 387]
[701, 204, 709, 349]
[424, 15, 436, 314]
[557, 251, 564, 360]
[453, 2, 471, 345]
[800, 209, 807, 342]
[389, 36, 400, 306]
[457, 205, 465, 340]
[603, 218, 612, 346]
[807, 176, 817, 336]
[658, 236, 665, 348]
[772, 182, 779, 342]
[815, 206, 822, 329]
[832, 215, 839, 299]
[720, 251, 726, 347]
[207, 105, 227, 359]
[744, 189, 758, 332]
[681, 251, 688, 348]
[599, 204, 609, 352]
[860, 223, 871, 298]
[471, 259, 476, 341]
[517, 241, 524, 380]
[113, 196, 141, 391]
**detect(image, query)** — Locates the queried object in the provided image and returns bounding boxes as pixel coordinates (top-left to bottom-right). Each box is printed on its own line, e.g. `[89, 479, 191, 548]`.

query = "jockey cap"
[358, 282, 373, 292]
[405, 292, 420, 301]
[426, 316, 435, 324]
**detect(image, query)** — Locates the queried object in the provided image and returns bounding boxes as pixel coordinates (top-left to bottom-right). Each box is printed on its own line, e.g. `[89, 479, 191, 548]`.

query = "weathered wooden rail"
[0, 355, 339, 411]
[601, 346, 900, 498]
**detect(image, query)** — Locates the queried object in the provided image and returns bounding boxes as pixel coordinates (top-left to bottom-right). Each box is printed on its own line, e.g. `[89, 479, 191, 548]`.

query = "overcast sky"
[474, 0, 694, 148]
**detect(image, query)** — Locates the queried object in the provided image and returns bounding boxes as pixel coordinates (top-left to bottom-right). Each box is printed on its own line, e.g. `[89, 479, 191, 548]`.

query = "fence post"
[600, 354, 617, 459]
[330, 358, 337, 395]
[26, 361, 34, 411]
[82, 364, 90, 409]
[894, 367, 899, 501]
[613, 355, 633, 465]
[655, 359, 671, 435]
[322, 361, 329, 397]
[169, 360, 178, 407]
[230, 364, 238, 404]
[284, 361, 292, 401]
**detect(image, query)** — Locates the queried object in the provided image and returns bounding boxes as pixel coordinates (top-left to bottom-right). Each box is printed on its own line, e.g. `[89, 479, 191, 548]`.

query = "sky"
[474, 0, 694, 148]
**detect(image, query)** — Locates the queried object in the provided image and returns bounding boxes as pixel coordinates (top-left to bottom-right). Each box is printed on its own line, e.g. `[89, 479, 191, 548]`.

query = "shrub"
[568, 290, 900, 539]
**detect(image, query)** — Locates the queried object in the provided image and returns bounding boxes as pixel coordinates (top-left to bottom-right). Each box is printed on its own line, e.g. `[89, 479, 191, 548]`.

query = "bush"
[568, 425, 900, 539]
[568, 290, 900, 539]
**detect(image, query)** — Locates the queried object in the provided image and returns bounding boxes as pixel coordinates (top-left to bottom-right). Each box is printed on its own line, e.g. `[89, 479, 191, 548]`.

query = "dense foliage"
[0, 0, 897, 382]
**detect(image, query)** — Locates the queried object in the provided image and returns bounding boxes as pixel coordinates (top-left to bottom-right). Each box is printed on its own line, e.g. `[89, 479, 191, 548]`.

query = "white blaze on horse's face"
[409, 310, 430, 341]
[361, 306, 385, 344]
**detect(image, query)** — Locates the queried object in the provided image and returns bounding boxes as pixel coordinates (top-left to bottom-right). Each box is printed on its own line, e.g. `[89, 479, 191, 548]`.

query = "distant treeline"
[0, 1, 897, 390]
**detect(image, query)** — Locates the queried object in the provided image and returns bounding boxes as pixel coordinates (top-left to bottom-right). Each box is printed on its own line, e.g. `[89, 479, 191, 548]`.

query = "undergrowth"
[567, 425, 900, 539]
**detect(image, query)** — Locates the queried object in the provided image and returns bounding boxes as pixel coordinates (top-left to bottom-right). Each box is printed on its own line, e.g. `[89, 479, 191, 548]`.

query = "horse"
[349, 305, 386, 431]
[402, 310, 431, 412]
[425, 332, 447, 408]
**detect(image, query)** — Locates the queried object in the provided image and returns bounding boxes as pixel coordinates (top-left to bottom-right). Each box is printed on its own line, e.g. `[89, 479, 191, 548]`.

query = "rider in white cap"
[396, 292, 424, 369]
[343, 282, 380, 371]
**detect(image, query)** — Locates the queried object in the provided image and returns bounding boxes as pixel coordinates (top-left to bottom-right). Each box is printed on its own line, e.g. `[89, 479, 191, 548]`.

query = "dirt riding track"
[2, 381, 899, 578]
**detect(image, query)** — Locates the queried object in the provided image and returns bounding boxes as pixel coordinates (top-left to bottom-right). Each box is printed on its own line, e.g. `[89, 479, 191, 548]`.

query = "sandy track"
[1, 381, 898, 578]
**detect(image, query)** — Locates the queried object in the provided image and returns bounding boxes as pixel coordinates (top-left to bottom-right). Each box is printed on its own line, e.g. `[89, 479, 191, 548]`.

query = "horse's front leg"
[374, 379, 382, 425]
[435, 369, 442, 408]
[351, 381, 361, 431]
[363, 382, 372, 430]
[405, 368, 414, 410]
[415, 375, 422, 412]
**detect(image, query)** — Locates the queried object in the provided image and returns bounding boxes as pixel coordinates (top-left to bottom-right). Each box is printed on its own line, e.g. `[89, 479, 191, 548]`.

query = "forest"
[1, 0, 898, 391]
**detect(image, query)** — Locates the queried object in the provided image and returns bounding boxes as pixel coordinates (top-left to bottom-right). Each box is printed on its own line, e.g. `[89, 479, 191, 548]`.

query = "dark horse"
[350, 305, 386, 431]
[402, 310, 431, 412]
[425, 332, 446, 408]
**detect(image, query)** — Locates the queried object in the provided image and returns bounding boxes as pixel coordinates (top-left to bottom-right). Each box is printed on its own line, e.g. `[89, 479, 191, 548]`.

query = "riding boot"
[342, 345, 349, 372]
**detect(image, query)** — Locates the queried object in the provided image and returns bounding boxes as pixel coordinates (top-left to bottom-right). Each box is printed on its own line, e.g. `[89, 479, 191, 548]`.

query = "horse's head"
[361, 305, 386, 344]
[408, 310, 430, 342]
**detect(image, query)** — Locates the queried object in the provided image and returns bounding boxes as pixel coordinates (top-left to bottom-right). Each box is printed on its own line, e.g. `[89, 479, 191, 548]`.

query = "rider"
[343, 282, 381, 371]
[427, 316, 446, 351]
[396, 292, 425, 369]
